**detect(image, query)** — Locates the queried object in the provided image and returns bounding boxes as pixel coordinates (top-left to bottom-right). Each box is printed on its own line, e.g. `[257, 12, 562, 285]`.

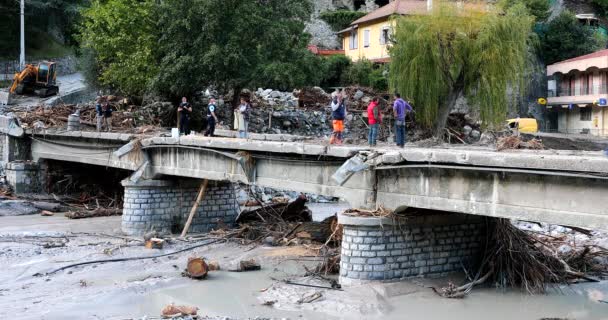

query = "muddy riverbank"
[1, 214, 607, 320]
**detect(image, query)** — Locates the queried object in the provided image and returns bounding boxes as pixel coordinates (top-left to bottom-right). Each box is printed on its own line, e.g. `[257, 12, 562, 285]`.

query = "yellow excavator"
[9, 61, 59, 97]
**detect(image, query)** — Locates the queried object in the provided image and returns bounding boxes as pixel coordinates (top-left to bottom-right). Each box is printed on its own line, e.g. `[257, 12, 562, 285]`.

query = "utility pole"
[20, 0, 25, 69]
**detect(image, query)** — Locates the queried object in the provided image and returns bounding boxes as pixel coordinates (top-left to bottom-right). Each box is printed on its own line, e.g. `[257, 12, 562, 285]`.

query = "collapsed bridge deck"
[4, 128, 608, 231]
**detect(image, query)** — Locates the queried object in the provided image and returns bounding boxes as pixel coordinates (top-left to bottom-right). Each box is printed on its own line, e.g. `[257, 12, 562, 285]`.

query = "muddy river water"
[128, 268, 608, 320]
[1, 205, 607, 319]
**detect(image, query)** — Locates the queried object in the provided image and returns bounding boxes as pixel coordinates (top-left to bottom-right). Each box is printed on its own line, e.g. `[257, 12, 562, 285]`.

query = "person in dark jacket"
[330, 92, 346, 144]
[178, 97, 192, 135]
[205, 98, 219, 137]
[102, 101, 113, 132]
[95, 97, 103, 132]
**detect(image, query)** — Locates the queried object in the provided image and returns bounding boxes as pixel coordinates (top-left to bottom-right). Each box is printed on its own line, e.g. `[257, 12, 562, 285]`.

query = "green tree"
[79, 0, 158, 95]
[0, 0, 19, 57]
[499, 0, 550, 21]
[320, 55, 351, 88]
[538, 10, 606, 65]
[592, 0, 608, 17]
[343, 59, 374, 87]
[319, 10, 366, 32]
[0, 0, 87, 58]
[152, 0, 315, 103]
[389, 3, 534, 135]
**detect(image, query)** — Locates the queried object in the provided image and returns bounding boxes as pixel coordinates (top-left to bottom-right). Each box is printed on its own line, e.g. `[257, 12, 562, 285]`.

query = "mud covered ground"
[1, 214, 607, 320]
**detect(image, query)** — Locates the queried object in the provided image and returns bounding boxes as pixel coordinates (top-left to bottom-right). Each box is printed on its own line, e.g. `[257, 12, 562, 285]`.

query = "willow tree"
[389, 3, 534, 136]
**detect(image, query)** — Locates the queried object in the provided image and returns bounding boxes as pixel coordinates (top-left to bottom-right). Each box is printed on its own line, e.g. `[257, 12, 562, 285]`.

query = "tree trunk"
[235, 195, 311, 223]
[292, 215, 339, 243]
[64, 208, 122, 219]
[186, 257, 209, 279]
[434, 74, 465, 139]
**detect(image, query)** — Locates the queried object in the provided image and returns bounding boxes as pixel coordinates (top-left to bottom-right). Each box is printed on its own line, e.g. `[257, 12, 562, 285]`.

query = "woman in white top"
[234, 97, 250, 138]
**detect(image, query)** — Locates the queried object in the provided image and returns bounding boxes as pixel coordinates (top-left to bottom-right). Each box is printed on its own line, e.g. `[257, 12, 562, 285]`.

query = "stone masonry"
[338, 213, 487, 285]
[5, 161, 42, 193]
[122, 179, 239, 236]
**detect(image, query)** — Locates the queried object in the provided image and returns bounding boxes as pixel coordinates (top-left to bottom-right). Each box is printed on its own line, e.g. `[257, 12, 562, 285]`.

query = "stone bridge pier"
[338, 212, 487, 285]
[121, 178, 239, 236]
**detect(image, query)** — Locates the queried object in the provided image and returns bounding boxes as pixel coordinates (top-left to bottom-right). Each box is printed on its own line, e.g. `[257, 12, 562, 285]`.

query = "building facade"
[546, 49, 608, 137]
[339, 0, 428, 62]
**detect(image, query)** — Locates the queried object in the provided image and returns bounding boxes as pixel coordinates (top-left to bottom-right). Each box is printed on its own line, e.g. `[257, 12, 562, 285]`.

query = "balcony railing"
[553, 84, 608, 97]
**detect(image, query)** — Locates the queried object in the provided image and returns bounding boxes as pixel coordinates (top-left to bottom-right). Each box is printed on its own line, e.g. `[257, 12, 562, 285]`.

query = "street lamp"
[20, 0, 25, 69]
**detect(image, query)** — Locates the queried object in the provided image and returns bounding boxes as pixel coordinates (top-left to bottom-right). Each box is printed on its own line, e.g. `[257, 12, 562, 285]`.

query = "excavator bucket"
[0, 90, 12, 106]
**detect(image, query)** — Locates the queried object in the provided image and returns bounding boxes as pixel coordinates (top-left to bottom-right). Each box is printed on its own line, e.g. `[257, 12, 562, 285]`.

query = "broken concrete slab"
[0, 115, 24, 137]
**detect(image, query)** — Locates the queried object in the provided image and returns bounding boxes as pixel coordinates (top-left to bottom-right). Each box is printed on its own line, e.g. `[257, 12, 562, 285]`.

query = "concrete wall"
[121, 179, 239, 236]
[338, 213, 486, 285]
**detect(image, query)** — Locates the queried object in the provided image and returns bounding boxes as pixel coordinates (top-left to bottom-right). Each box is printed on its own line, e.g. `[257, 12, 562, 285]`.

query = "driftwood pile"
[436, 218, 608, 298]
[497, 135, 544, 151]
[219, 195, 341, 247]
[13, 100, 163, 134]
[212, 194, 343, 276]
[342, 206, 393, 218]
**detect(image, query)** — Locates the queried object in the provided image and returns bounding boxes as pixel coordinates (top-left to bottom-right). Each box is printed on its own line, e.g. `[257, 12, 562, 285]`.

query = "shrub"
[320, 55, 351, 88]
[369, 67, 388, 92]
[342, 59, 374, 87]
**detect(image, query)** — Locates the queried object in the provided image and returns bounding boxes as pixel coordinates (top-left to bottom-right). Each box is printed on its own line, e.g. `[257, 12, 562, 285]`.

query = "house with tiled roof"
[546, 49, 608, 136]
[337, 0, 430, 62]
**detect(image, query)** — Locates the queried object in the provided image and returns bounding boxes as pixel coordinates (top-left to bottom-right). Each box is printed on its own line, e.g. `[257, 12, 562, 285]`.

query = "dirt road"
[4, 73, 88, 109]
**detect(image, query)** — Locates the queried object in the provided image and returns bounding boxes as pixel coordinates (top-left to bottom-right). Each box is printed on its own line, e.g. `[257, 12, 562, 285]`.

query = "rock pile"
[254, 88, 299, 108]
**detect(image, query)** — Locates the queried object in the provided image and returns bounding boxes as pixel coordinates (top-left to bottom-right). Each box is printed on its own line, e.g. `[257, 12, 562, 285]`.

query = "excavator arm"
[9, 65, 37, 94]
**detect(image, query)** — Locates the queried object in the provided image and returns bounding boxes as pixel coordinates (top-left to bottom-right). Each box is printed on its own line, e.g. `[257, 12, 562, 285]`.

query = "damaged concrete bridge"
[1, 127, 604, 234]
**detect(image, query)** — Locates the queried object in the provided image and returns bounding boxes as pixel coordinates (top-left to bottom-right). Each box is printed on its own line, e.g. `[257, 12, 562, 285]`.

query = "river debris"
[497, 135, 544, 151]
[40, 210, 55, 216]
[297, 291, 323, 304]
[64, 208, 122, 219]
[234, 259, 261, 272]
[208, 261, 221, 271]
[261, 300, 277, 306]
[161, 303, 199, 318]
[144, 238, 165, 249]
[236, 194, 311, 224]
[342, 206, 393, 218]
[434, 218, 608, 298]
[12, 100, 163, 133]
[184, 257, 209, 279]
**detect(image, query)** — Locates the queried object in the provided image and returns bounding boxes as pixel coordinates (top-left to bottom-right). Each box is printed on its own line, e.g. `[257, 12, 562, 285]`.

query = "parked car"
[506, 118, 538, 133]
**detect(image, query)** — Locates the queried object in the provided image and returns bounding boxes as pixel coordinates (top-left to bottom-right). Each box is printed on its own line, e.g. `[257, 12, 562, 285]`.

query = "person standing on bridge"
[95, 96, 104, 132]
[235, 97, 250, 139]
[367, 97, 381, 147]
[205, 98, 219, 137]
[102, 101, 113, 132]
[393, 93, 412, 148]
[330, 91, 346, 145]
[178, 97, 192, 136]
